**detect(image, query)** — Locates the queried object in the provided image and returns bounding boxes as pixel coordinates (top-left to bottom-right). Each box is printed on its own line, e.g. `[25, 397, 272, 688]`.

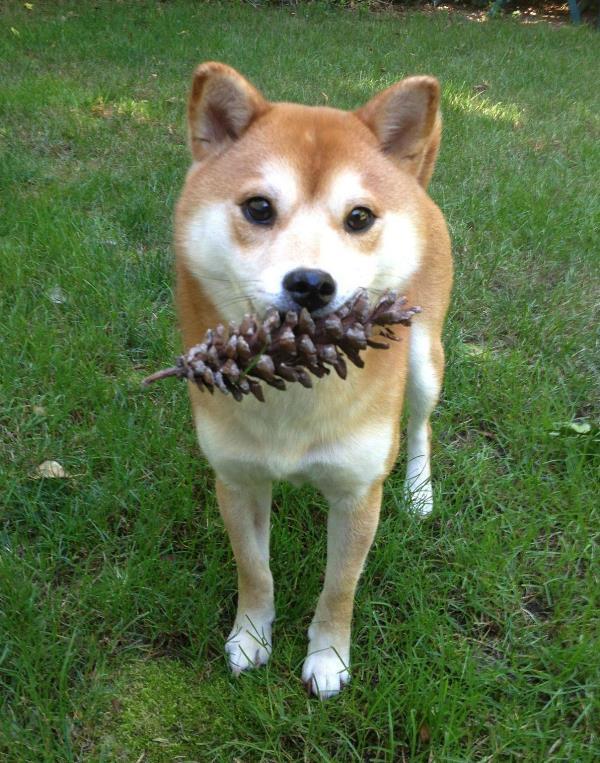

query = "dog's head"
[176, 62, 441, 321]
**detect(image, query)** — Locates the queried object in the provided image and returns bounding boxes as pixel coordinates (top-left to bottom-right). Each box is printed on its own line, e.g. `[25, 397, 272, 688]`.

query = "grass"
[1, 1, 599, 760]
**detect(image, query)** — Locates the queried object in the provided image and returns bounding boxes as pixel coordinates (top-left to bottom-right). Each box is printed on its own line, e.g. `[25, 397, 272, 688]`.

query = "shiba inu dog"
[174, 62, 452, 698]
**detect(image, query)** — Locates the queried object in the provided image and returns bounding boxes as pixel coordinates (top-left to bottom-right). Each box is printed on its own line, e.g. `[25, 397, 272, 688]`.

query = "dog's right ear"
[187, 62, 269, 162]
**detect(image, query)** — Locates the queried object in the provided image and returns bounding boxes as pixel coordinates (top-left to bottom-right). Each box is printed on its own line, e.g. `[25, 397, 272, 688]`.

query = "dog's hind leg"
[216, 478, 274, 675]
[405, 321, 444, 515]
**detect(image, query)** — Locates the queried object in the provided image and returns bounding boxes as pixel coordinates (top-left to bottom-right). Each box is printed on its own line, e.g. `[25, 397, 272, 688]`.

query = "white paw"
[405, 478, 433, 515]
[302, 646, 350, 700]
[225, 615, 272, 676]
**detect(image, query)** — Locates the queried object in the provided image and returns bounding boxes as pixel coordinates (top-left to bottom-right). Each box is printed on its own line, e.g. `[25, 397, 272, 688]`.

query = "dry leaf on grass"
[34, 460, 70, 479]
[419, 722, 432, 744]
[549, 421, 593, 437]
[460, 342, 493, 359]
[48, 286, 67, 304]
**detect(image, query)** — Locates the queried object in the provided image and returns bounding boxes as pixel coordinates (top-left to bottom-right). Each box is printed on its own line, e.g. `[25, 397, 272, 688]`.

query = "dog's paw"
[302, 646, 350, 700]
[225, 615, 272, 676]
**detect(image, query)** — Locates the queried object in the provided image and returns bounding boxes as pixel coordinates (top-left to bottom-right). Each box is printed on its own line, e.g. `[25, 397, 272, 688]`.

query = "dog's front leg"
[216, 478, 274, 675]
[303, 481, 383, 699]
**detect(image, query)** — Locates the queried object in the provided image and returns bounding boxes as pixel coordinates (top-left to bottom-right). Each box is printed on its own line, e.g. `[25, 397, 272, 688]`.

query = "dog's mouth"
[242, 286, 372, 322]
[268, 291, 360, 320]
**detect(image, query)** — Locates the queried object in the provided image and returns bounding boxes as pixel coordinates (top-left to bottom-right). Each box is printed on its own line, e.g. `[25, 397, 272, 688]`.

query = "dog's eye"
[242, 197, 275, 225]
[345, 206, 375, 233]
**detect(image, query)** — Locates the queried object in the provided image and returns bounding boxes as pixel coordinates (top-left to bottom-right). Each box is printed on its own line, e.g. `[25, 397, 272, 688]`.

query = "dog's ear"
[356, 76, 441, 189]
[187, 62, 269, 162]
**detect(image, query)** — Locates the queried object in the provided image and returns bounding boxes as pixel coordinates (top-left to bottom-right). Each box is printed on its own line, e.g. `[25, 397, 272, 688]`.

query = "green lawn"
[1, 1, 599, 761]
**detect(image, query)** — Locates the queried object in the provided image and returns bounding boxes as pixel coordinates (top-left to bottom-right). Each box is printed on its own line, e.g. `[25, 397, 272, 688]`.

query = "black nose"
[282, 268, 336, 312]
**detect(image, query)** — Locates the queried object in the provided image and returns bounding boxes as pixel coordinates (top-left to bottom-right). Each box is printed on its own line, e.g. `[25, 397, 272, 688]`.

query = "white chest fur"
[192, 371, 395, 500]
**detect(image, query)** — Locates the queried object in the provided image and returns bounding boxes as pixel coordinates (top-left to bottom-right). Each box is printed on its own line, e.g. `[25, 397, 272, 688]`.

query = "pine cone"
[142, 289, 421, 402]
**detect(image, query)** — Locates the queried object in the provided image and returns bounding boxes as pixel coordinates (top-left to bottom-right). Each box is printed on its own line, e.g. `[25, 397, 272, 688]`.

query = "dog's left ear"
[356, 76, 441, 189]
[187, 62, 269, 162]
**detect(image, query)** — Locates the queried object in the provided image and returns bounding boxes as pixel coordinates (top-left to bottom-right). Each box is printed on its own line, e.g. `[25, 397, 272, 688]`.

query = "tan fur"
[174, 62, 452, 698]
